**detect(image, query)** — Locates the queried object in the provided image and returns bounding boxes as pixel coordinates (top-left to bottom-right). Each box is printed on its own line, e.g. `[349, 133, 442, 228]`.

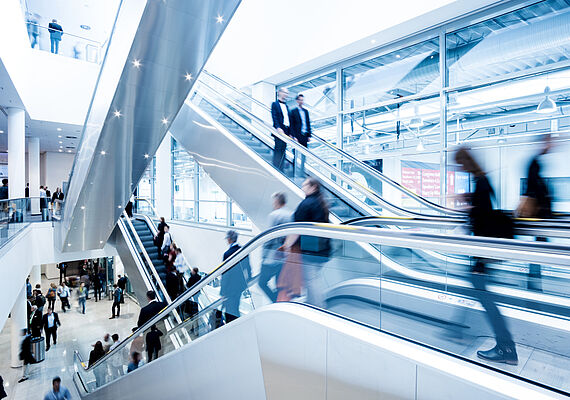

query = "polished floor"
[0, 277, 139, 399]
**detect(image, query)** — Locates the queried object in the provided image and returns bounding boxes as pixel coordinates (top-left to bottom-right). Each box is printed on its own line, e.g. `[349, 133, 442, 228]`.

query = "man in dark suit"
[137, 291, 166, 328]
[221, 230, 251, 323]
[41, 308, 61, 351]
[48, 19, 63, 54]
[270, 88, 292, 171]
[289, 93, 312, 176]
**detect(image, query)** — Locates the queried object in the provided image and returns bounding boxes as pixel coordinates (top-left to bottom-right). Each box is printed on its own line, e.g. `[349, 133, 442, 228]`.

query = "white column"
[30, 264, 41, 290]
[11, 286, 27, 368]
[7, 108, 26, 199]
[27, 137, 40, 214]
[251, 81, 275, 125]
[155, 133, 172, 219]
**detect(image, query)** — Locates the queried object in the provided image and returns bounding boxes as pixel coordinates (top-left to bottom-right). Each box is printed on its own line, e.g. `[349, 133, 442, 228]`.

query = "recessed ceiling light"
[132, 59, 141, 68]
[59, 146, 63, 149]
[216, 15, 224, 23]
[118, 205, 122, 209]
[59, 141, 63, 144]
[99, 240, 104, 244]
[0, 130, 4, 134]
[161, 117, 169, 125]
[58, 149, 63, 152]
[58, 135, 62, 138]
[67, 150, 72, 153]
[396, 54, 401, 59]
[144, 154, 150, 158]
[57, 128, 62, 131]
[100, 151, 106, 155]
[184, 73, 192, 81]
[371, 39, 376, 44]
[67, 243, 71, 247]
[80, 206, 85, 210]
[113, 110, 122, 118]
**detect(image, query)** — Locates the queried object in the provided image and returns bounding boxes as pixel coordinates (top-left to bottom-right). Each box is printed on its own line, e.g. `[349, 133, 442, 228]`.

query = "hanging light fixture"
[536, 86, 557, 114]
[409, 104, 423, 128]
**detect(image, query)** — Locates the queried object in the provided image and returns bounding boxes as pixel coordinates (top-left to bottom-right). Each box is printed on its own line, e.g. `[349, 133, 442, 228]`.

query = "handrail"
[26, 22, 103, 45]
[194, 82, 428, 218]
[134, 197, 159, 217]
[199, 71, 466, 217]
[78, 221, 570, 376]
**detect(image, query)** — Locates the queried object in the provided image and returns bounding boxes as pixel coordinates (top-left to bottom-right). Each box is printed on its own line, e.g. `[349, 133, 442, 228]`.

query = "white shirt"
[279, 102, 289, 127]
[161, 232, 172, 252]
[47, 314, 55, 328]
[174, 254, 186, 274]
[57, 286, 70, 298]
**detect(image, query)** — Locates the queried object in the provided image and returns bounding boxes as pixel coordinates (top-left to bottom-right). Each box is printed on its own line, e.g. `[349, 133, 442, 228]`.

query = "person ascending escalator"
[455, 147, 518, 365]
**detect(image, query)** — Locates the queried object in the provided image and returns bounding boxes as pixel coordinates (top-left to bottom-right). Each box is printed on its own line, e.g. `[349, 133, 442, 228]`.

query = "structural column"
[10, 286, 27, 368]
[27, 137, 40, 214]
[155, 133, 172, 219]
[251, 81, 275, 125]
[30, 264, 41, 290]
[7, 108, 26, 199]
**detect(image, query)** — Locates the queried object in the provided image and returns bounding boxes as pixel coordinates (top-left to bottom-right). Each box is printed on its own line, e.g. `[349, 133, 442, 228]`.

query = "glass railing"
[74, 222, 570, 395]
[24, 22, 103, 63]
[198, 71, 465, 217]
[0, 196, 56, 247]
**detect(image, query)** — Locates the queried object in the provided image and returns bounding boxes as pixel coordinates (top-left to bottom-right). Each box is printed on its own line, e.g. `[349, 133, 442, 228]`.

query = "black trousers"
[272, 128, 289, 171]
[258, 261, 282, 303]
[147, 348, 159, 362]
[45, 327, 57, 348]
[112, 301, 120, 317]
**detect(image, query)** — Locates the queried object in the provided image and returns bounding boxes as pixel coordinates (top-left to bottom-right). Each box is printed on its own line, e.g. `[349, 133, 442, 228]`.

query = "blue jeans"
[50, 38, 60, 54]
[78, 297, 86, 314]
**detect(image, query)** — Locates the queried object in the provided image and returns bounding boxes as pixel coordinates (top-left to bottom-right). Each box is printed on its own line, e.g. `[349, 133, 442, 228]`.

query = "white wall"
[168, 221, 256, 274]
[42, 151, 74, 191]
[0, 0, 99, 125]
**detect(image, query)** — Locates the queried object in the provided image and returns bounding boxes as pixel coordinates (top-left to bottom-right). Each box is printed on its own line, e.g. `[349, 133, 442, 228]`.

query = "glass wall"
[137, 157, 155, 214]
[171, 138, 252, 229]
[278, 0, 570, 212]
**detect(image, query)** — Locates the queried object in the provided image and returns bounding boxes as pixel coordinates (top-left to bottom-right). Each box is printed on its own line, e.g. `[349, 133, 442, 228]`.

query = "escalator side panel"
[170, 102, 305, 230]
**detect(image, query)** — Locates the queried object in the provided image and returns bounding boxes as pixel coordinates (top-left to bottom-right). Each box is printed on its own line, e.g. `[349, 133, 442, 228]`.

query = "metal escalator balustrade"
[74, 223, 570, 395]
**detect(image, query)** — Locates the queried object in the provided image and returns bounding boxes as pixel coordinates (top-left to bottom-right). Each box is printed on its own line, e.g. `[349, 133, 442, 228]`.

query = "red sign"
[421, 169, 440, 198]
[401, 167, 421, 195]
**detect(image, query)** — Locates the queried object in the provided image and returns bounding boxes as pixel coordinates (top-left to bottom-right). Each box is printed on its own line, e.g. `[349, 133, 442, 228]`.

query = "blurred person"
[153, 218, 166, 252]
[77, 282, 87, 314]
[221, 230, 251, 323]
[57, 282, 70, 312]
[109, 333, 128, 378]
[185, 267, 201, 323]
[80, 269, 90, 300]
[271, 88, 292, 171]
[259, 192, 291, 303]
[92, 270, 102, 302]
[52, 188, 63, 213]
[165, 269, 179, 301]
[25, 183, 29, 198]
[0, 375, 6, 399]
[137, 291, 166, 328]
[46, 283, 57, 312]
[48, 19, 63, 54]
[42, 307, 61, 351]
[0, 179, 8, 200]
[455, 147, 517, 365]
[127, 351, 144, 373]
[109, 284, 122, 319]
[43, 376, 71, 400]
[26, 277, 32, 298]
[88, 341, 106, 387]
[518, 134, 554, 291]
[157, 217, 167, 234]
[125, 200, 133, 218]
[173, 247, 186, 275]
[98, 268, 106, 294]
[102, 333, 112, 353]
[279, 177, 331, 306]
[145, 325, 163, 362]
[165, 243, 177, 272]
[33, 289, 46, 314]
[18, 329, 34, 383]
[26, 13, 39, 49]
[57, 262, 67, 285]
[289, 94, 312, 176]
[161, 225, 172, 260]
[130, 328, 145, 358]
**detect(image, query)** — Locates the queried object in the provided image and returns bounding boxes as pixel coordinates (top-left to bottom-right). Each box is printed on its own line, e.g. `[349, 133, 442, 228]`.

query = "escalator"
[168, 71, 570, 314]
[73, 223, 570, 398]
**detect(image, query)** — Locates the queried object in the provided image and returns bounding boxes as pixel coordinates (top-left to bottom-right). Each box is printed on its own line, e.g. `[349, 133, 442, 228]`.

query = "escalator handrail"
[193, 84, 429, 218]
[78, 221, 570, 375]
[199, 70, 466, 217]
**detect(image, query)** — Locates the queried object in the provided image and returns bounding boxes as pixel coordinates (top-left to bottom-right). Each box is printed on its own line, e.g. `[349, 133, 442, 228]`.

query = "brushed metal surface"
[61, 0, 241, 251]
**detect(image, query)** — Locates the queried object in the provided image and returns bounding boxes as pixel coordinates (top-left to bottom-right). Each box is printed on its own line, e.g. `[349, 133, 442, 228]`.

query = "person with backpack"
[33, 289, 46, 314]
[109, 284, 122, 319]
[455, 147, 517, 365]
[46, 283, 57, 311]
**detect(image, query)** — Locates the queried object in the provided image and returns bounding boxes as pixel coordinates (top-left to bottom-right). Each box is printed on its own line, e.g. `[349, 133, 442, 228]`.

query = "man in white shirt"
[109, 334, 128, 378]
[161, 225, 172, 257]
[56, 283, 70, 312]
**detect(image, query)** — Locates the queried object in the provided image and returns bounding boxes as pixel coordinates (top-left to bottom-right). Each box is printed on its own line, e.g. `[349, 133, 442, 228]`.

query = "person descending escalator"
[455, 147, 518, 365]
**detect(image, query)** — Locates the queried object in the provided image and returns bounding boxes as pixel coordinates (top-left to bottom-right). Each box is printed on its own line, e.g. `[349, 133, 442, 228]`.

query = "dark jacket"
[42, 312, 61, 332]
[30, 311, 43, 337]
[146, 329, 163, 351]
[137, 300, 167, 328]
[186, 273, 201, 289]
[220, 243, 251, 298]
[271, 101, 290, 131]
[20, 334, 34, 364]
[0, 186, 7, 200]
[117, 276, 128, 290]
[48, 22, 63, 40]
[289, 107, 312, 146]
[293, 192, 331, 257]
[157, 221, 167, 234]
[525, 155, 552, 218]
[469, 175, 495, 237]
[88, 349, 105, 368]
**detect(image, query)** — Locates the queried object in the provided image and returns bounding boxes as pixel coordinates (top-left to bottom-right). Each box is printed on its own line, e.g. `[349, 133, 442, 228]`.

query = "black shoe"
[46, 347, 50, 351]
[18, 377, 28, 383]
[109, 316, 115, 319]
[477, 345, 518, 365]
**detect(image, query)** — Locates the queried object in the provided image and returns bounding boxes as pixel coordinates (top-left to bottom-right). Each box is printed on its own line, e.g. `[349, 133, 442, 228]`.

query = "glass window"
[172, 140, 197, 221]
[231, 201, 252, 230]
[446, 0, 570, 87]
[137, 157, 155, 214]
[343, 38, 439, 110]
[282, 71, 337, 118]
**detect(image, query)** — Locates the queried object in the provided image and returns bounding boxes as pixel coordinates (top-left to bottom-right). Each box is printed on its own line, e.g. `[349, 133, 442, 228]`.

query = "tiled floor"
[0, 277, 140, 399]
